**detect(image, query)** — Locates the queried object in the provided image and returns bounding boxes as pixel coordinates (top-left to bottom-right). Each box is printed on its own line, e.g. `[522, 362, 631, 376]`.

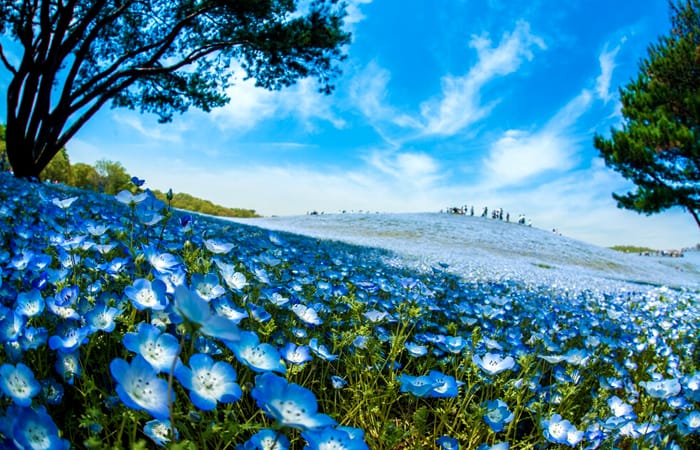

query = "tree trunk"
[4, 121, 55, 180]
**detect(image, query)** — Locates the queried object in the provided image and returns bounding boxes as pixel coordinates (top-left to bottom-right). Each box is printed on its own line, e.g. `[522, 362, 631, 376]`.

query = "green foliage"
[152, 190, 259, 218]
[72, 163, 101, 191]
[593, 0, 700, 228]
[40, 148, 75, 185]
[94, 159, 132, 195]
[1, 0, 351, 178]
[610, 245, 658, 254]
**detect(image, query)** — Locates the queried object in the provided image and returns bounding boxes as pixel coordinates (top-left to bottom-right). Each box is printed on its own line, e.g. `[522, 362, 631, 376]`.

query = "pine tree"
[594, 0, 700, 228]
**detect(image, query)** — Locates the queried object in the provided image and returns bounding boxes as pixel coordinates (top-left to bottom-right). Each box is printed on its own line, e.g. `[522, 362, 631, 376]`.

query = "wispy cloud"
[365, 150, 443, 189]
[483, 130, 574, 186]
[481, 89, 592, 187]
[595, 40, 624, 103]
[112, 114, 184, 143]
[348, 61, 421, 141]
[209, 70, 345, 133]
[344, 0, 374, 30]
[419, 21, 546, 136]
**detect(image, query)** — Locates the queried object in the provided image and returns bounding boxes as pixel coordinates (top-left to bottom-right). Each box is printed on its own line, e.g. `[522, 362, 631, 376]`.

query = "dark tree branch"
[0, 44, 18, 75]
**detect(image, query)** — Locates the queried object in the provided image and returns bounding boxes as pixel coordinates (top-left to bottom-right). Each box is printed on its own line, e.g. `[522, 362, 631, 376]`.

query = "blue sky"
[2, 0, 699, 249]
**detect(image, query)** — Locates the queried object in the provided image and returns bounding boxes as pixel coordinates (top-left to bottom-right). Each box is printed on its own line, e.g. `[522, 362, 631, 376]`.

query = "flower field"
[0, 172, 698, 449]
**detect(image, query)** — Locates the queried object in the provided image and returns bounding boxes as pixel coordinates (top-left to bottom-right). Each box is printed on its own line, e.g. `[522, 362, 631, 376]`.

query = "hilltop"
[228, 212, 700, 292]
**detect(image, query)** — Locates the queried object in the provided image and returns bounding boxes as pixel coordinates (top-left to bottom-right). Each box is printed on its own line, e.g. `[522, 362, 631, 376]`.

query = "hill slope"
[229, 213, 700, 291]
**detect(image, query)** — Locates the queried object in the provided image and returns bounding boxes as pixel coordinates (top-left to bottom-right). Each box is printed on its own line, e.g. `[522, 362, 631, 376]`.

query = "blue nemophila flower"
[683, 372, 700, 402]
[309, 338, 338, 362]
[142, 245, 182, 274]
[19, 326, 49, 351]
[541, 414, 582, 447]
[155, 267, 187, 294]
[253, 267, 271, 284]
[14, 289, 45, 317]
[204, 239, 235, 254]
[174, 353, 242, 411]
[194, 335, 223, 356]
[618, 421, 659, 439]
[676, 410, 700, 436]
[476, 442, 509, 450]
[48, 322, 90, 353]
[301, 426, 370, 450]
[331, 375, 347, 389]
[124, 278, 169, 311]
[9, 249, 34, 270]
[352, 335, 369, 350]
[292, 303, 323, 326]
[215, 260, 248, 291]
[11, 405, 68, 450]
[115, 190, 148, 205]
[251, 372, 336, 430]
[86, 223, 109, 237]
[443, 336, 468, 354]
[266, 291, 290, 307]
[0, 310, 26, 341]
[110, 356, 172, 419]
[173, 285, 241, 342]
[46, 294, 79, 320]
[640, 378, 682, 399]
[483, 399, 514, 432]
[248, 302, 272, 322]
[607, 395, 636, 418]
[227, 331, 285, 373]
[131, 176, 146, 187]
[0, 363, 41, 406]
[398, 374, 439, 397]
[192, 272, 226, 301]
[428, 370, 464, 398]
[55, 350, 81, 385]
[473, 353, 516, 376]
[51, 196, 78, 209]
[241, 429, 290, 450]
[123, 323, 181, 374]
[281, 343, 313, 366]
[100, 256, 130, 276]
[84, 302, 120, 333]
[404, 341, 428, 357]
[212, 297, 248, 324]
[363, 309, 389, 323]
[436, 435, 459, 449]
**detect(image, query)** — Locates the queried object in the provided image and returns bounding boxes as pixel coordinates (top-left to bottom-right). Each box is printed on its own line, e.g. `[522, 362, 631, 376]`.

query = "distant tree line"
[0, 124, 258, 219]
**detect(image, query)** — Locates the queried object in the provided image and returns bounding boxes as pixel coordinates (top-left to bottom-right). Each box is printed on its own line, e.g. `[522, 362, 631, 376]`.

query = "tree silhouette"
[0, 0, 350, 178]
[594, 0, 700, 228]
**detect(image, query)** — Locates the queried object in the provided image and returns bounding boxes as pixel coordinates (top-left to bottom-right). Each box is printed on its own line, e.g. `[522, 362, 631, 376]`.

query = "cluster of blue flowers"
[0, 172, 698, 449]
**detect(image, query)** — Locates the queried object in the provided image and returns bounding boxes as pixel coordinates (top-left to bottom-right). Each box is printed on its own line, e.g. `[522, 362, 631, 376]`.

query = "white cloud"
[349, 62, 421, 135]
[366, 150, 442, 189]
[483, 129, 574, 186]
[596, 43, 622, 103]
[210, 78, 279, 131]
[112, 114, 184, 143]
[419, 21, 546, 136]
[209, 72, 345, 132]
[482, 90, 592, 187]
[344, 0, 373, 29]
